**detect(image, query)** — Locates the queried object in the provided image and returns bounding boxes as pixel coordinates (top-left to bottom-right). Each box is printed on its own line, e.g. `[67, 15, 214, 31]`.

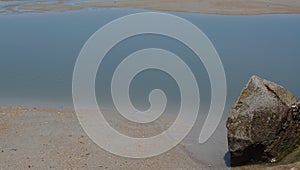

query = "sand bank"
[1, 0, 300, 15]
[78, 0, 300, 15]
[20, 4, 81, 12]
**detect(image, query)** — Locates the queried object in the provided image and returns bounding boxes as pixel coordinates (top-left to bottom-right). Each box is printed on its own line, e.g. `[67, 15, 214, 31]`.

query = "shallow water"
[0, 9, 299, 107]
[0, 8, 300, 168]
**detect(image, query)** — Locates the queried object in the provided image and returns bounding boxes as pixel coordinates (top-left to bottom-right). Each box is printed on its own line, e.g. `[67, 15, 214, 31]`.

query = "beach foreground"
[0, 107, 204, 169]
[0, 106, 299, 169]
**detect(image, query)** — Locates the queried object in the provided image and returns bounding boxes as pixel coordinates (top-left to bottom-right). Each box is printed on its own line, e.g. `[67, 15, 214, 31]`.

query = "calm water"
[0, 8, 300, 167]
[0, 9, 299, 108]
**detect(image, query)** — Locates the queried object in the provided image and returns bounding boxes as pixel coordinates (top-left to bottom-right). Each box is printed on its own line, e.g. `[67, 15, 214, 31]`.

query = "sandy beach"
[1, 0, 300, 15]
[0, 107, 204, 169]
[0, 107, 299, 169]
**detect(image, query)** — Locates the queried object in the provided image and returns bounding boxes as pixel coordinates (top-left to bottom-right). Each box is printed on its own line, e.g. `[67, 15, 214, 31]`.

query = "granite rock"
[227, 75, 299, 166]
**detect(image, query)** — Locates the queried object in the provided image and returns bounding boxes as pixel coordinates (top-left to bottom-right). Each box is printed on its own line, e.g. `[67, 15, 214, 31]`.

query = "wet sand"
[0, 106, 299, 169]
[0, 106, 204, 169]
[78, 0, 300, 15]
[20, 4, 82, 12]
[1, 0, 300, 15]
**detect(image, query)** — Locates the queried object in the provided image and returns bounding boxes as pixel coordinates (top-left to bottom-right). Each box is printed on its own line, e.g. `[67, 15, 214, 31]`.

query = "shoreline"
[0, 106, 205, 169]
[1, 0, 300, 15]
[77, 0, 300, 15]
[1, 106, 299, 169]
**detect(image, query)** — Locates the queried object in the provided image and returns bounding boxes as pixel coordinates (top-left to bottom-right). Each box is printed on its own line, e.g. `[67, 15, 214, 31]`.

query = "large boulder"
[226, 75, 300, 166]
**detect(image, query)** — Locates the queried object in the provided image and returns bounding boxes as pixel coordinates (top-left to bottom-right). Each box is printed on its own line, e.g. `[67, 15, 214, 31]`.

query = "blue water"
[0, 9, 299, 109]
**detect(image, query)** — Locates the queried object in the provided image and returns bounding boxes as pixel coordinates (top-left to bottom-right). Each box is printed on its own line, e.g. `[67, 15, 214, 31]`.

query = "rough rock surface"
[227, 75, 300, 166]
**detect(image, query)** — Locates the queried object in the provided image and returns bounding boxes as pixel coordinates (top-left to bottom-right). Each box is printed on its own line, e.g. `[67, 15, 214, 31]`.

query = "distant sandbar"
[1, 0, 300, 15]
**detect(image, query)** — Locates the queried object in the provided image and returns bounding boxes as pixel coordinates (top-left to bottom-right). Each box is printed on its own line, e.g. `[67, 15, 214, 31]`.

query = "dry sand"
[1, 0, 300, 15]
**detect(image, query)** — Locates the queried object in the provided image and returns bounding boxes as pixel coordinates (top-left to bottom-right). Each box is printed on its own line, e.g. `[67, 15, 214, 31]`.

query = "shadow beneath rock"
[223, 151, 231, 167]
